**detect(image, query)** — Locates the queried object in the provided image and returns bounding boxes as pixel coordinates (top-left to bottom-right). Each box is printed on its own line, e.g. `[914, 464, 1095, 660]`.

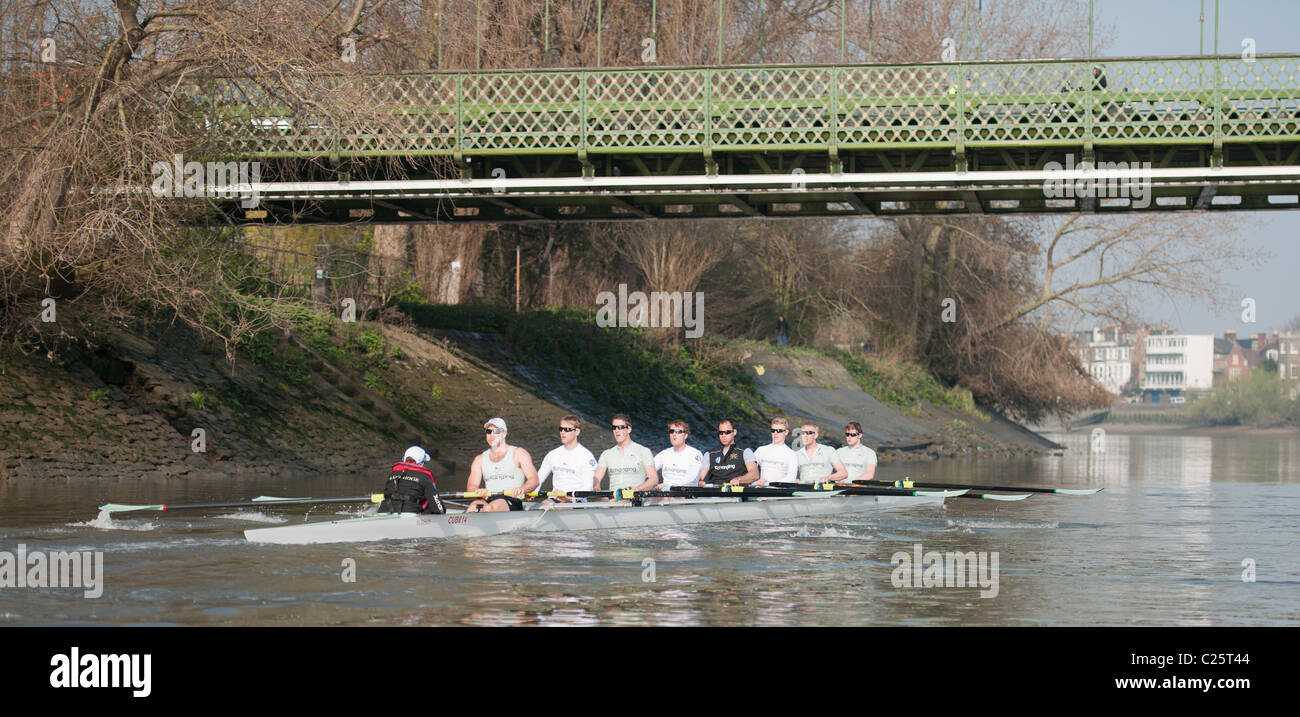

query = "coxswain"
[466, 417, 539, 512]
[700, 418, 759, 486]
[537, 414, 597, 502]
[594, 414, 658, 493]
[378, 446, 445, 514]
[754, 416, 799, 487]
[837, 421, 878, 484]
[795, 421, 846, 484]
[654, 419, 705, 489]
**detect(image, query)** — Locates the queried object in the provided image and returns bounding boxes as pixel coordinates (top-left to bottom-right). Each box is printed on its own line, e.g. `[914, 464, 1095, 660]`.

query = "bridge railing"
[192, 54, 1300, 161]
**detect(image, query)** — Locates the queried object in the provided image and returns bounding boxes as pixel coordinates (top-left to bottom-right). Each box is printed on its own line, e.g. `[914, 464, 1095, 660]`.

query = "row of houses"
[1073, 323, 1300, 402]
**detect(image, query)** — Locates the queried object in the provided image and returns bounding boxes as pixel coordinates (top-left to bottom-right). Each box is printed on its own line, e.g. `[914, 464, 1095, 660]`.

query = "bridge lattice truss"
[193, 55, 1300, 223]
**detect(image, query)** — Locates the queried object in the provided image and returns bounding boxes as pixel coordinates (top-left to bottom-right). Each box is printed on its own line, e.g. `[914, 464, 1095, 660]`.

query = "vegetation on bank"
[1185, 371, 1300, 427]
[398, 301, 770, 424]
[827, 348, 982, 419]
[394, 301, 987, 426]
[1101, 372, 1300, 428]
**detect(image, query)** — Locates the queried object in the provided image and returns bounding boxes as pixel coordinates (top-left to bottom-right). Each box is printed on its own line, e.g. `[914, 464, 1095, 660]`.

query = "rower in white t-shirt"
[754, 416, 799, 487]
[537, 414, 598, 500]
[653, 419, 705, 489]
[836, 421, 878, 485]
[795, 422, 847, 484]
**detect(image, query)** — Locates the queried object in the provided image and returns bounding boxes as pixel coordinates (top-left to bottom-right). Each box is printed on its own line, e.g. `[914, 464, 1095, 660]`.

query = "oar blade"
[1052, 487, 1104, 495]
[98, 503, 165, 514]
[960, 492, 1032, 501]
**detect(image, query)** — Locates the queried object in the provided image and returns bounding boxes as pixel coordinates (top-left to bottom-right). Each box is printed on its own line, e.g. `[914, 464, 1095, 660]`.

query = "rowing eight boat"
[243, 490, 961, 545]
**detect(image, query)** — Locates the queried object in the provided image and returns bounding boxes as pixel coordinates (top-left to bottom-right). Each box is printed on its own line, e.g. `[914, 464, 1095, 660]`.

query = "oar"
[679, 484, 966, 498]
[767, 482, 1028, 501]
[99, 495, 383, 514]
[847, 478, 1102, 495]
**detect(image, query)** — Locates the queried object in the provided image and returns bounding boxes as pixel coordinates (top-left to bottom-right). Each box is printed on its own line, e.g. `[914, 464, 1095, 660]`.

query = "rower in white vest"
[795, 421, 846, 484]
[466, 416, 539, 512]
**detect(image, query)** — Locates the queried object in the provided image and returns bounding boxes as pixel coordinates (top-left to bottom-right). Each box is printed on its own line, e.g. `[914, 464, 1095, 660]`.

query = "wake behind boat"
[242, 490, 958, 545]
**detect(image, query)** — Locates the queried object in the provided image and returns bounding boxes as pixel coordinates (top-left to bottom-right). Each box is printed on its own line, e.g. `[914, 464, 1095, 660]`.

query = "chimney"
[1225, 328, 1237, 343]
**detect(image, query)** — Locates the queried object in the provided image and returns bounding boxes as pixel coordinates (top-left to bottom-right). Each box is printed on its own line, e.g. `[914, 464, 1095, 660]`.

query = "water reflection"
[1, 430, 1297, 625]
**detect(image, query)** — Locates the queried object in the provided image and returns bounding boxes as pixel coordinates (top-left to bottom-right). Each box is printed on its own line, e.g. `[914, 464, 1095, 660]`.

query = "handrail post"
[704, 69, 716, 175]
[579, 70, 593, 177]
[829, 67, 841, 173]
[454, 75, 466, 175]
[1212, 56, 1223, 167]
[1083, 61, 1094, 163]
[955, 63, 967, 172]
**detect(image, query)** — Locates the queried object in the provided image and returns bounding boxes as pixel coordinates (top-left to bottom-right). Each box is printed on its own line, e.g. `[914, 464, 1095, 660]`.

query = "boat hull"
[244, 493, 945, 545]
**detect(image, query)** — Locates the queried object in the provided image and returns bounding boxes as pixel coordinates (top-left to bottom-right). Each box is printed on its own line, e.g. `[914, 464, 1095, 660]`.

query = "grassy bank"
[827, 348, 982, 418]
[397, 302, 770, 424]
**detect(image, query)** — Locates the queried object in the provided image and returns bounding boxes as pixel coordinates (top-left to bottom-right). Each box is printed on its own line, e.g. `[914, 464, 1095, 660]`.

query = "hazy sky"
[1086, 0, 1300, 336]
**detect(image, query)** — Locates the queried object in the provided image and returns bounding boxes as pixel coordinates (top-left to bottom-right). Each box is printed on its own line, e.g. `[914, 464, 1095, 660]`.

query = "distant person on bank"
[776, 315, 789, 347]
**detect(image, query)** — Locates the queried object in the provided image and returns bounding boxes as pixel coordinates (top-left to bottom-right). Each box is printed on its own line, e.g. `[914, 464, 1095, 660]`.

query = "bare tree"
[0, 0, 430, 355]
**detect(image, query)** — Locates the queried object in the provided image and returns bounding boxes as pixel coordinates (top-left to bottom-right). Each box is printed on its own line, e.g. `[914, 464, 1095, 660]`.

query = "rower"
[795, 422, 846, 484]
[754, 416, 799, 487]
[837, 421, 878, 484]
[537, 414, 597, 502]
[466, 417, 539, 512]
[700, 418, 758, 486]
[654, 419, 705, 489]
[594, 414, 658, 493]
[378, 446, 445, 515]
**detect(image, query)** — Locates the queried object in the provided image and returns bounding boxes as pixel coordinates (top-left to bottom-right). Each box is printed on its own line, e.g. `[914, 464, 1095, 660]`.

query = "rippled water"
[1, 430, 1297, 626]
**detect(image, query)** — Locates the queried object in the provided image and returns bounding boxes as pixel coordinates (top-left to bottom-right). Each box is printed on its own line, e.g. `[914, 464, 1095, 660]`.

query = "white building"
[1074, 326, 1134, 395]
[1142, 333, 1214, 399]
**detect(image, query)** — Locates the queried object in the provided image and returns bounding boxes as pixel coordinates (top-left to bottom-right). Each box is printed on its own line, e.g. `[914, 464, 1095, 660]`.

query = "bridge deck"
[191, 55, 1300, 222]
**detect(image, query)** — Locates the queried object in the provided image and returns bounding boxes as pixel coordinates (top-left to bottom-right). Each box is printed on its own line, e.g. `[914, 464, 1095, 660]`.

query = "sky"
[1085, 0, 1300, 336]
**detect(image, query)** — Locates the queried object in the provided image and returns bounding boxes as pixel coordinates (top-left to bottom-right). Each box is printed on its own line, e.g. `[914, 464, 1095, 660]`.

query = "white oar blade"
[252, 496, 310, 502]
[975, 492, 1032, 501]
[98, 503, 164, 513]
[917, 488, 968, 498]
[1054, 488, 1103, 495]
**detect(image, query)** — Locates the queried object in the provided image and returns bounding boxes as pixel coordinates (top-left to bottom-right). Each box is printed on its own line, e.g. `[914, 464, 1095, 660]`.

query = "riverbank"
[1086, 422, 1300, 437]
[1, 304, 1061, 481]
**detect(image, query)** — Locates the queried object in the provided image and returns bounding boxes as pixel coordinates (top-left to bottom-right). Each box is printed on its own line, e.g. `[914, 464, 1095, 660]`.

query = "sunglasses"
[668, 429, 688, 435]
[770, 428, 788, 433]
[717, 429, 735, 435]
[485, 428, 504, 435]
[559, 426, 578, 432]
[611, 424, 630, 430]
[845, 432, 861, 437]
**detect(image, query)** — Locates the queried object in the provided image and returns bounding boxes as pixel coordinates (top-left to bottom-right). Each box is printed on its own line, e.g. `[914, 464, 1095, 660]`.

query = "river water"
[1, 430, 1296, 626]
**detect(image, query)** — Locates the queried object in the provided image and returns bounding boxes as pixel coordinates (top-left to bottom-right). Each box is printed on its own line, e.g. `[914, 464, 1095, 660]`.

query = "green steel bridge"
[195, 54, 1300, 223]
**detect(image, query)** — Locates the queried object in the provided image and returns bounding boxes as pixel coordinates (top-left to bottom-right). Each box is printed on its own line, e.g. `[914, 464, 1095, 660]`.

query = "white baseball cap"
[484, 417, 507, 432]
[403, 446, 430, 464]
